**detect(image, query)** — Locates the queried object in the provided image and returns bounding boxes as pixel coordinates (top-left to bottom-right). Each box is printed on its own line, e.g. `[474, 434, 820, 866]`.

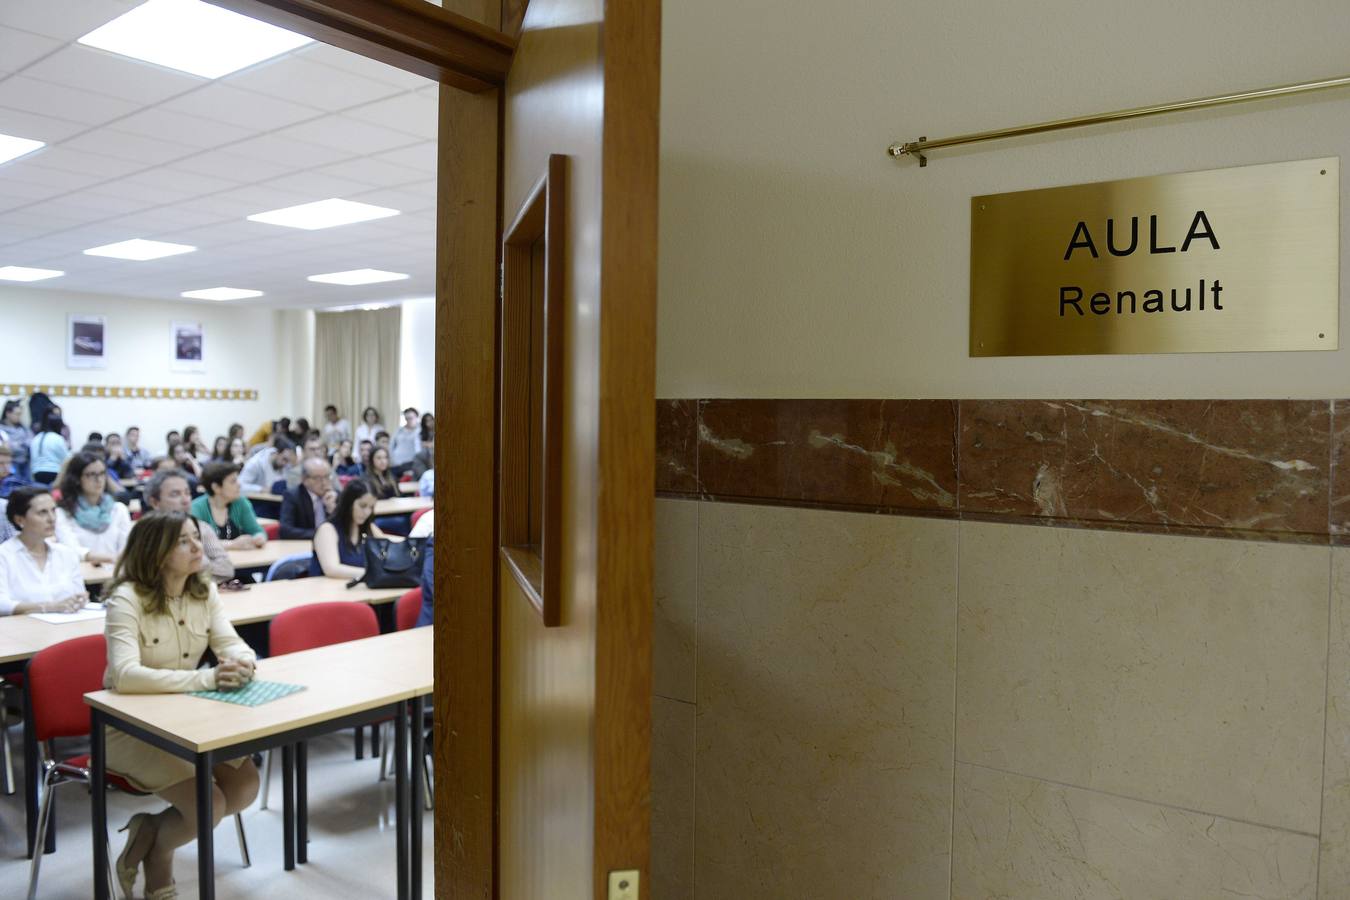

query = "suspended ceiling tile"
[224, 56, 404, 112]
[138, 166, 247, 196]
[0, 105, 90, 143]
[260, 170, 379, 201]
[277, 114, 424, 157]
[172, 149, 296, 183]
[0, 75, 141, 126]
[0, 0, 134, 42]
[224, 132, 353, 169]
[0, 26, 63, 75]
[344, 92, 439, 140]
[63, 129, 200, 167]
[161, 81, 319, 130]
[24, 45, 204, 106]
[21, 146, 144, 178]
[112, 106, 259, 150]
[371, 142, 436, 174]
[0, 161, 104, 192]
[312, 157, 427, 188]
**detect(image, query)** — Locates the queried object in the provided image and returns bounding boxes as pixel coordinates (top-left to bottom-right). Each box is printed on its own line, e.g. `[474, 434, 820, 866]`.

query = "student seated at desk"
[331, 439, 361, 479]
[280, 458, 337, 540]
[30, 413, 68, 486]
[190, 463, 266, 551]
[365, 447, 399, 500]
[103, 511, 259, 900]
[54, 451, 133, 565]
[0, 487, 87, 615]
[145, 469, 234, 583]
[0, 443, 24, 499]
[238, 435, 295, 494]
[310, 480, 385, 580]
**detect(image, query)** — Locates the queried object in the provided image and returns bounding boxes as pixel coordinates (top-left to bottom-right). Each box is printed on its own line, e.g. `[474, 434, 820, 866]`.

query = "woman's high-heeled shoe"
[145, 884, 178, 899]
[114, 812, 154, 899]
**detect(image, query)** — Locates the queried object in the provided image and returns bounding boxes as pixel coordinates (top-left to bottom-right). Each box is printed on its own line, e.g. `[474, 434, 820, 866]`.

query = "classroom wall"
[398, 296, 436, 417]
[651, 2, 1350, 898]
[0, 285, 279, 454]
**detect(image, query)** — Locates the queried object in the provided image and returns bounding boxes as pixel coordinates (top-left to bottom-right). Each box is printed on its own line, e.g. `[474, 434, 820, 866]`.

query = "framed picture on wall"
[171, 320, 205, 372]
[66, 314, 107, 369]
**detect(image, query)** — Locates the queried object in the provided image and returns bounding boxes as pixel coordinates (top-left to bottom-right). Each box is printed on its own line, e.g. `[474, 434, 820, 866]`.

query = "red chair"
[263, 522, 280, 540]
[24, 635, 251, 898]
[409, 506, 430, 529]
[396, 588, 422, 632]
[260, 603, 380, 809]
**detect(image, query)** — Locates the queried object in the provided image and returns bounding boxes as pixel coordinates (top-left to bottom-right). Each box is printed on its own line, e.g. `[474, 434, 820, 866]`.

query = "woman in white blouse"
[0, 487, 87, 616]
[353, 406, 383, 448]
[53, 451, 132, 564]
[104, 511, 259, 900]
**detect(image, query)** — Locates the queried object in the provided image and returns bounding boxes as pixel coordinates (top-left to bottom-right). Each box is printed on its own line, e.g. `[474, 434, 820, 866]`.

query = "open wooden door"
[437, 1, 660, 898]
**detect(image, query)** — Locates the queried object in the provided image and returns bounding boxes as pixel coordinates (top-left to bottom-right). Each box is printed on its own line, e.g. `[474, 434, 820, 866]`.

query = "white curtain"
[313, 307, 402, 432]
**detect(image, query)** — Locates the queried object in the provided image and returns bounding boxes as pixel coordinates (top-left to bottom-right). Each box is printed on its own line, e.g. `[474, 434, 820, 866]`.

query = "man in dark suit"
[279, 457, 337, 540]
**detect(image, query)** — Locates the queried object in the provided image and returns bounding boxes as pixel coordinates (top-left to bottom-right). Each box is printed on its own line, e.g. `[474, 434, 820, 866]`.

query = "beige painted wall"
[656, 0, 1350, 399]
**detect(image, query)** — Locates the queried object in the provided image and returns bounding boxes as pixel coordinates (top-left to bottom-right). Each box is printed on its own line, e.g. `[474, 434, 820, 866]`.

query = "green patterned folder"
[189, 680, 306, 707]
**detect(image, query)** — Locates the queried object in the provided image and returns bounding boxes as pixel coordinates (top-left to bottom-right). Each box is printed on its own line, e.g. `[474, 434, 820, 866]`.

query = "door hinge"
[607, 869, 640, 900]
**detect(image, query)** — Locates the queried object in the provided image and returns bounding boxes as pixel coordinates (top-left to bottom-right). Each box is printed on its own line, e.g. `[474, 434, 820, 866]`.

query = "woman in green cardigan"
[190, 462, 266, 550]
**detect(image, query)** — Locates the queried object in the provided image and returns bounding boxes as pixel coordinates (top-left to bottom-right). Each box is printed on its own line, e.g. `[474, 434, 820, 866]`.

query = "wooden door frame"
[236, 2, 660, 897]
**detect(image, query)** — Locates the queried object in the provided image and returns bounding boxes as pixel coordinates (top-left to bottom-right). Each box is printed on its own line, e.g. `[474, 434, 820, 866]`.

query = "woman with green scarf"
[53, 451, 132, 564]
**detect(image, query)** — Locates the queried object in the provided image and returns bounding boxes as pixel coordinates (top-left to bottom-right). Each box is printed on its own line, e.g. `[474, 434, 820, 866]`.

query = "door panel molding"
[213, 0, 515, 90]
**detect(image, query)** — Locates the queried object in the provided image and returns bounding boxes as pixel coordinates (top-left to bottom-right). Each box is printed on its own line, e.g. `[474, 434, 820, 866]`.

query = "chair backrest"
[410, 507, 430, 528]
[270, 602, 379, 656]
[265, 552, 313, 582]
[263, 521, 280, 540]
[26, 634, 107, 742]
[396, 588, 422, 631]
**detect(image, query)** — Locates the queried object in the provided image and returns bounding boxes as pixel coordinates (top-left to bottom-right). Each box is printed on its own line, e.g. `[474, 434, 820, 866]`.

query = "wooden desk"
[374, 496, 433, 516]
[87, 629, 432, 900]
[0, 580, 405, 665]
[244, 491, 283, 503]
[81, 539, 311, 586]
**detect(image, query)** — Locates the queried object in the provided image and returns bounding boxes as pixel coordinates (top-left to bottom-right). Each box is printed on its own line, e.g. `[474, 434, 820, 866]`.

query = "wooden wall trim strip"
[657, 398, 1350, 546]
[0, 384, 258, 401]
[214, 0, 516, 91]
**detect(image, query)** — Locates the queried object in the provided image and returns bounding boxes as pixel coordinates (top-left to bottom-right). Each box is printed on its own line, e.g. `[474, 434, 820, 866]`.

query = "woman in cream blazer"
[103, 511, 259, 900]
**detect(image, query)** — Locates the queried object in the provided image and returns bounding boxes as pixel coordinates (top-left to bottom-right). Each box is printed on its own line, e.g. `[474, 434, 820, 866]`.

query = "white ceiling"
[0, 0, 438, 309]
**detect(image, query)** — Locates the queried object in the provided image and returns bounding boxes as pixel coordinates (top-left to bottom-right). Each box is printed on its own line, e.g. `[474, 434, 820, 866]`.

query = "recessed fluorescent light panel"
[0, 133, 44, 166]
[77, 0, 313, 79]
[84, 239, 196, 261]
[247, 198, 401, 231]
[181, 287, 263, 301]
[0, 266, 63, 282]
[307, 269, 410, 286]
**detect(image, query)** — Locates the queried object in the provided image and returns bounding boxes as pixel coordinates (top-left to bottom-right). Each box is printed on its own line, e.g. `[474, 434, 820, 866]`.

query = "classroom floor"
[0, 728, 433, 899]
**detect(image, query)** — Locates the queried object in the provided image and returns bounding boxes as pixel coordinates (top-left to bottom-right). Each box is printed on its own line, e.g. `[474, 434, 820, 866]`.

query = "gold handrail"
[889, 73, 1350, 167]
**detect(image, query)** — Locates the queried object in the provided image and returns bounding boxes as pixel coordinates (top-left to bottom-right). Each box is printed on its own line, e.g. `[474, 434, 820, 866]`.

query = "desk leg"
[91, 709, 109, 900]
[297, 741, 308, 864]
[196, 750, 215, 900]
[410, 696, 424, 900]
[282, 744, 295, 871]
[395, 700, 409, 900]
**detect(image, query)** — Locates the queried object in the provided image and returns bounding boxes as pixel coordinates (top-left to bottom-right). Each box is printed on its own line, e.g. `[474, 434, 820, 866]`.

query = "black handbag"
[347, 536, 429, 589]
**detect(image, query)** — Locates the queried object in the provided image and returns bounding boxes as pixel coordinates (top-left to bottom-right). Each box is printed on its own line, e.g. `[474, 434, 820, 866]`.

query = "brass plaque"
[971, 157, 1339, 356]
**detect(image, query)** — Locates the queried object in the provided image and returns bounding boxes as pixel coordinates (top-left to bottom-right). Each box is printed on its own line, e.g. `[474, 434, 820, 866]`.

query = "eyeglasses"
[81, 470, 107, 480]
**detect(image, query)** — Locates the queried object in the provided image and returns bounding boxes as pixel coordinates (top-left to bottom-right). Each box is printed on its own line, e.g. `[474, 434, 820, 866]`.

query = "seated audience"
[238, 436, 296, 494]
[182, 425, 210, 463]
[417, 468, 434, 501]
[332, 440, 361, 478]
[79, 440, 126, 493]
[0, 500, 12, 544]
[354, 406, 383, 447]
[390, 407, 422, 476]
[280, 458, 337, 540]
[310, 480, 384, 580]
[0, 444, 23, 498]
[227, 437, 247, 465]
[191, 462, 267, 550]
[30, 413, 69, 486]
[420, 412, 435, 444]
[290, 417, 312, 445]
[54, 451, 132, 564]
[170, 441, 203, 480]
[0, 487, 87, 615]
[411, 433, 434, 480]
[164, 430, 180, 454]
[374, 431, 391, 455]
[0, 400, 32, 481]
[88, 431, 105, 446]
[102, 511, 259, 900]
[287, 434, 328, 490]
[209, 436, 231, 462]
[29, 394, 70, 447]
[228, 423, 245, 442]
[416, 536, 433, 627]
[357, 439, 374, 474]
[365, 447, 399, 500]
[143, 469, 234, 583]
[321, 404, 351, 452]
[245, 419, 273, 449]
[104, 432, 135, 481]
[123, 426, 151, 471]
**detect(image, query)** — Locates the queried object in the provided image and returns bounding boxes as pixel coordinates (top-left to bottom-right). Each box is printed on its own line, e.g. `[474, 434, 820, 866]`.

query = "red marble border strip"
[656, 398, 1344, 545]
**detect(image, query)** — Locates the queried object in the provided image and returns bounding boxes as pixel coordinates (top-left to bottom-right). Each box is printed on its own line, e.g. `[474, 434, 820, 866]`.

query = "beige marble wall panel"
[958, 520, 1329, 834]
[695, 503, 957, 899]
[1320, 548, 1350, 898]
[952, 763, 1318, 900]
[655, 498, 698, 703]
[653, 696, 695, 900]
